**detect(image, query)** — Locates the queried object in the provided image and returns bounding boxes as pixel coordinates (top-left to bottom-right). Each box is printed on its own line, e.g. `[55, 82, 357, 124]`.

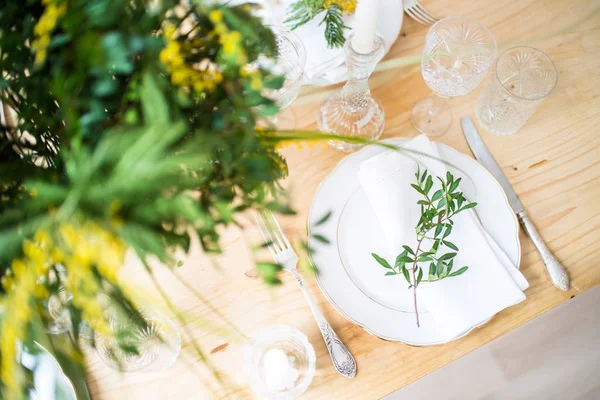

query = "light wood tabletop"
[86, 0, 600, 398]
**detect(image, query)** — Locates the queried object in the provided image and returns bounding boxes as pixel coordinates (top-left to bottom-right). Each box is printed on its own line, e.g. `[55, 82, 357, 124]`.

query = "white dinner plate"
[244, 0, 403, 86]
[307, 138, 521, 346]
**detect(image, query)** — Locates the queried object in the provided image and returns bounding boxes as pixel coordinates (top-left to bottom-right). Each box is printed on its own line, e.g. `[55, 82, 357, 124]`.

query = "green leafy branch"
[371, 169, 477, 327]
[285, 0, 350, 48]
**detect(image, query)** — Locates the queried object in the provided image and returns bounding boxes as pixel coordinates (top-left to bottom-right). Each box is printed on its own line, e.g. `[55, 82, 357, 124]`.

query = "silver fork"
[255, 211, 357, 379]
[404, 0, 439, 25]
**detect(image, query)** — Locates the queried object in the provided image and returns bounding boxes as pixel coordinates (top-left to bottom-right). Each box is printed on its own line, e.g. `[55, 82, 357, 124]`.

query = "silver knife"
[461, 117, 569, 291]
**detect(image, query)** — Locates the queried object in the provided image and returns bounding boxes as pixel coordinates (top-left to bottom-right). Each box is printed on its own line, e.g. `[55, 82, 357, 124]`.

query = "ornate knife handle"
[291, 270, 357, 379]
[517, 212, 569, 291]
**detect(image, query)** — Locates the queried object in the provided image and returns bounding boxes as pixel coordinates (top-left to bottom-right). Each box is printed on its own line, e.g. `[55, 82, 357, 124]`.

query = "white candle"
[263, 348, 299, 391]
[352, 0, 381, 53]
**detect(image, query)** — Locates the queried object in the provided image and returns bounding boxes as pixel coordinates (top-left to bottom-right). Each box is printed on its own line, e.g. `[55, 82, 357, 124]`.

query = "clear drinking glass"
[475, 46, 558, 135]
[411, 16, 497, 136]
[263, 25, 306, 129]
[244, 325, 316, 400]
[95, 307, 181, 373]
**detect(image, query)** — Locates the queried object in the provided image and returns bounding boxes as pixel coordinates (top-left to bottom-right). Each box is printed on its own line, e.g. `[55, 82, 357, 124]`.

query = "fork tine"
[263, 211, 288, 251]
[410, 5, 435, 25]
[268, 211, 292, 248]
[415, 3, 438, 23]
[254, 213, 279, 257]
[406, 7, 428, 25]
[414, 8, 436, 25]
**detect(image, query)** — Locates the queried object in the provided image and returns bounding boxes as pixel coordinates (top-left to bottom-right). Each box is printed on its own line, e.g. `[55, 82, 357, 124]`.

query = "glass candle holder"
[244, 325, 316, 400]
[318, 33, 385, 152]
[95, 307, 181, 373]
[475, 46, 558, 135]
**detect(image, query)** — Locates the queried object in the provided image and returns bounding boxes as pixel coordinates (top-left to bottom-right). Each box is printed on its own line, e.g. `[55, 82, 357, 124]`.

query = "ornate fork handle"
[291, 270, 357, 379]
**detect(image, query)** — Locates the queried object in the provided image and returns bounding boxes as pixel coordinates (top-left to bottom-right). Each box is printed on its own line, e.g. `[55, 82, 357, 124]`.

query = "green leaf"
[443, 224, 453, 238]
[431, 189, 443, 202]
[450, 178, 461, 193]
[417, 268, 423, 285]
[437, 176, 445, 187]
[416, 254, 433, 262]
[256, 261, 283, 285]
[446, 171, 453, 184]
[428, 262, 436, 279]
[447, 259, 454, 273]
[443, 240, 458, 251]
[176, 260, 184, 268]
[434, 224, 444, 237]
[425, 175, 433, 194]
[315, 211, 332, 226]
[417, 200, 429, 206]
[460, 202, 478, 211]
[410, 183, 424, 195]
[449, 266, 469, 277]
[402, 245, 415, 256]
[439, 252, 457, 261]
[402, 265, 411, 284]
[420, 169, 428, 183]
[372, 253, 392, 269]
[432, 240, 440, 252]
[140, 72, 169, 124]
[385, 271, 397, 276]
[436, 260, 444, 276]
[320, 6, 349, 48]
[437, 197, 446, 210]
[394, 254, 405, 270]
[312, 234, 330, 244]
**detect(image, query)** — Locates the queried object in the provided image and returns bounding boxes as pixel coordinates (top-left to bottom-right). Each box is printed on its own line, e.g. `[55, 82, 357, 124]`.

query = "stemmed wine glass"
[411, 16, 497, 136]
[262, 25, 306, 129]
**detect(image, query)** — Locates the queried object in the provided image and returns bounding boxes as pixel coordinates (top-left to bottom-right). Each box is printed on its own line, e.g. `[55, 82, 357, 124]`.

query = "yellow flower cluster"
[323, 0, 357, 14]
[58, 222, 125, 335]
[209, 10, 248, 66]
[0, 223, 125, 396]
[240, 65, 263, 91]
[31, 0, 67, 66]
[159, 24, 224, 93]
[1, 257, 39, 396]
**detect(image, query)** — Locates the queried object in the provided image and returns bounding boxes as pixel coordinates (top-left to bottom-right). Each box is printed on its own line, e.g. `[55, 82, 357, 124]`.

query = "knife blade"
[461, 117, 569, 291]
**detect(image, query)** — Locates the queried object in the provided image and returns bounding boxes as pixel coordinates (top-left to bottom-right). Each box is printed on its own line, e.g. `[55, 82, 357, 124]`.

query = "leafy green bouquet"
[0, 0, 302, 397]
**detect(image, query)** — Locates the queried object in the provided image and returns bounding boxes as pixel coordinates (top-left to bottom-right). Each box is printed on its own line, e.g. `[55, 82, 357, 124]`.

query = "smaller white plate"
[308, 138, 521, 346]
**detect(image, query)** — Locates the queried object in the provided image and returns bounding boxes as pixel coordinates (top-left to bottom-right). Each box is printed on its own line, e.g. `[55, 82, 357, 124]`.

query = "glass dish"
[244, 325, 316, 400]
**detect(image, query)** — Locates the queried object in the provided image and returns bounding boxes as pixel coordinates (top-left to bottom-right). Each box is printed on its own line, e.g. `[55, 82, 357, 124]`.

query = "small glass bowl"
[244, 325, 316, 400]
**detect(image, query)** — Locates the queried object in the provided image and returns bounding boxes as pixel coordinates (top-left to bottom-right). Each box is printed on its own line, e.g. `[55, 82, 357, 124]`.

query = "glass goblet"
[263, 25, 306, 129]
[411, 16, 497, 136]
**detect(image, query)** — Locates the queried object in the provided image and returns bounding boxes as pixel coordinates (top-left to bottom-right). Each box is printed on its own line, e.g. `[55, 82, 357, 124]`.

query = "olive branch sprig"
[371, 169, 477, 327]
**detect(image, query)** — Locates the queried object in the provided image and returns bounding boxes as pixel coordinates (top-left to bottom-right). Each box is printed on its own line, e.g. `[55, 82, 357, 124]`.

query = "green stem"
[410, 237, 425, 327]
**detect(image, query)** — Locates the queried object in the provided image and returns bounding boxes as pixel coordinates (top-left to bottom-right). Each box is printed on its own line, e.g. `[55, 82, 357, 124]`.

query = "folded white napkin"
[358, 135, 528, 339]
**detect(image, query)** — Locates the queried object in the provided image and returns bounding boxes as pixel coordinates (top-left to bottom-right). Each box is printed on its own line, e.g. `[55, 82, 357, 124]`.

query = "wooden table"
[86, 0, 600, 398]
